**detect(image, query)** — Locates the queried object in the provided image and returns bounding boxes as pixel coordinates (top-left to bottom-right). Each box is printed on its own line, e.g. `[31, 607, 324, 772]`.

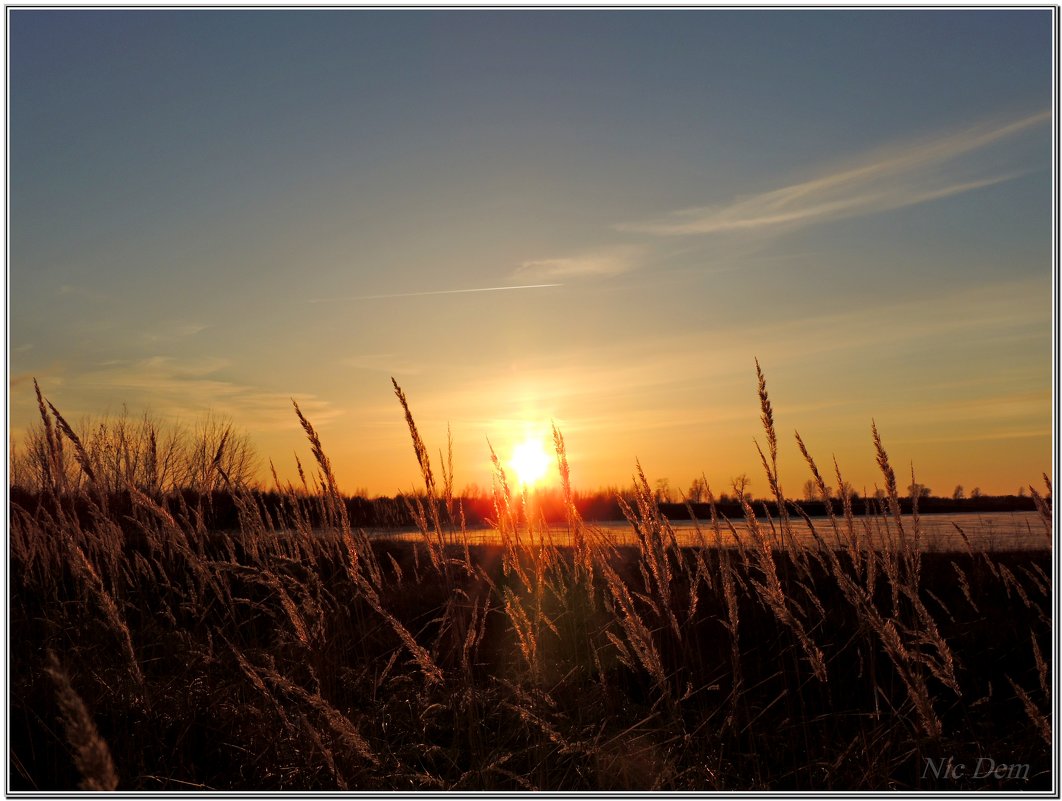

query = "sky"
[8, 9, 1056, 498]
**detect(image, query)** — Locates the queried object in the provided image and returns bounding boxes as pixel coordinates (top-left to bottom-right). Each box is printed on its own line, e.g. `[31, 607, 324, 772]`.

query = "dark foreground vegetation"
[9, 370, 1053, 790]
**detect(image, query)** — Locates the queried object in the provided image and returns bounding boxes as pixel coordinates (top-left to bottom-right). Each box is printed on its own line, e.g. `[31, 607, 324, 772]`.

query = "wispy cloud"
[143, 321, 211, 343]
[9, 372, 37, 390]
[307, 283, 562, 303]
[64, 356, 343, 432]
[343, 354, 422, 376]
[617, 110, 1049, 236]
[375, 273, 1049, 436]
[58, 284, 109, 302]
[515, 245, 645, 280]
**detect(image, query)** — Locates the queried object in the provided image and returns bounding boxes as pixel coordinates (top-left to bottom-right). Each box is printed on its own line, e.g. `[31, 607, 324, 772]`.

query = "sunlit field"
[9, 368, 1052, 791]
[381, 512, 1047, 552]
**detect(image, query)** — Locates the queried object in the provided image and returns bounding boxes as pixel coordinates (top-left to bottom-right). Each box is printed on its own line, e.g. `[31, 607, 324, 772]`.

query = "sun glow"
[510, 435, 552, 488]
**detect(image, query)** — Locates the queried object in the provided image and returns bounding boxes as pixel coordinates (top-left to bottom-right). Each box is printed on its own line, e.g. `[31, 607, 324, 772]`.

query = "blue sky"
[9, 9, 1054, 495]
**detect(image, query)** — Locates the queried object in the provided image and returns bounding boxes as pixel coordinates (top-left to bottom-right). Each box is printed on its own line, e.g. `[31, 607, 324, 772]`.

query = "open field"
[377, 511, 1049, 552]
[9, 376, 1054, 791]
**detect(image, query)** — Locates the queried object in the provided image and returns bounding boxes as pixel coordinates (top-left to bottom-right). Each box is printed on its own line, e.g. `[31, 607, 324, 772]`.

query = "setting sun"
[510, 435, 552, 487]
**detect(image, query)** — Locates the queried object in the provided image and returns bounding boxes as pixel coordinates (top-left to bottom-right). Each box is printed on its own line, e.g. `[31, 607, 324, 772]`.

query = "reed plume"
[45, 651, 119, 791]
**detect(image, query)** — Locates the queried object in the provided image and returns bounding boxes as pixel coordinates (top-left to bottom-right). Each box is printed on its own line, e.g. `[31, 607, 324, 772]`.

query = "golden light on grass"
[510, 433, 551, 488]
[9, 371, 1052, 791]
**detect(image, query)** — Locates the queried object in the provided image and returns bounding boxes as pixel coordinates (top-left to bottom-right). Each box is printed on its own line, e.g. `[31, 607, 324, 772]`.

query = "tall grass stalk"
[44, 652, 119, 791]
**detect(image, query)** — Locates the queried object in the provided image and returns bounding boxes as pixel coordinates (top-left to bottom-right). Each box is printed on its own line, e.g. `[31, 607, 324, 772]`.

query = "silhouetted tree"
[731, 473, 752, 502]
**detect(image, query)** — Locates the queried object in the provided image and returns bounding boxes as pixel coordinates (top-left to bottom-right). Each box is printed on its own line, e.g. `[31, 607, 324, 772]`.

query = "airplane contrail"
[307, 283, 564, 302]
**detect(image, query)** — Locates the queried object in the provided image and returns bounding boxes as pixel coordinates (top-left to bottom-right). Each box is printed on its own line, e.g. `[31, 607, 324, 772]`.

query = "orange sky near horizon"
[11, 326, 1052, 500]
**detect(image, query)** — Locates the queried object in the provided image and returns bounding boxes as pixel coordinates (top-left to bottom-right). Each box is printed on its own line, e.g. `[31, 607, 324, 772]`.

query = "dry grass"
[9, 367, 1052, 790]
[43, 651, 119, 791]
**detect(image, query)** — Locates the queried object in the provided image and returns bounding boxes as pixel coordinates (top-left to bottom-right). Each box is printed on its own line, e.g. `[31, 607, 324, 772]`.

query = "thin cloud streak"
[515, 245, 645, 280]
[617, 110, 1049, 237]
[31, 357, 345, 433]
[307, 283, 563, 302]
[369, 274, 1049, 432]
[58, 284, 110, 302]
[343, 354, 422, 375]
